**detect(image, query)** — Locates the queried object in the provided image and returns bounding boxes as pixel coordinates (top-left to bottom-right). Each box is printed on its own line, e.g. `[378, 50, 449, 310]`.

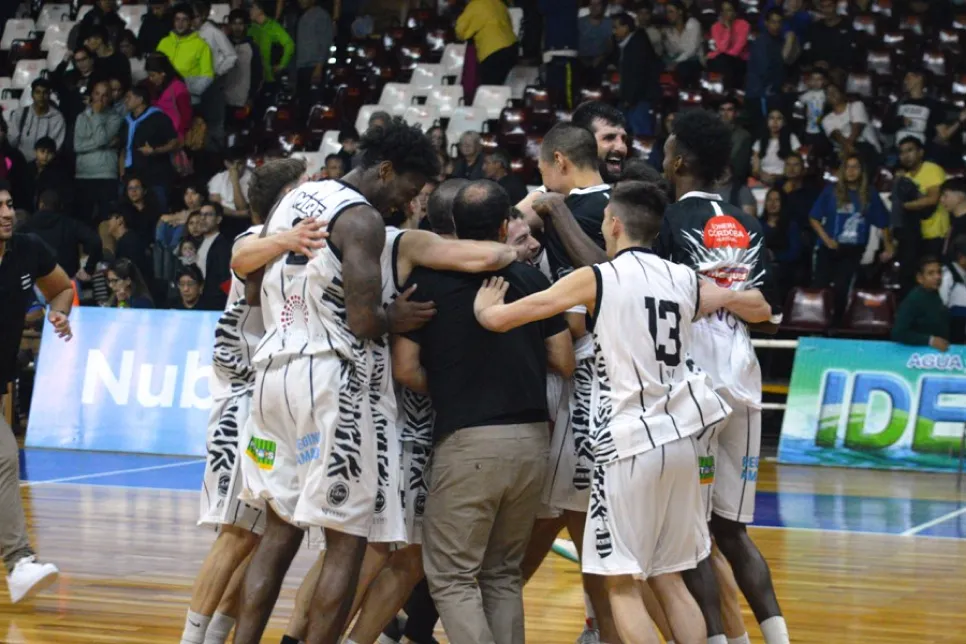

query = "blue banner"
[778, 337, 966, 472]
[27, 308, 221, 456]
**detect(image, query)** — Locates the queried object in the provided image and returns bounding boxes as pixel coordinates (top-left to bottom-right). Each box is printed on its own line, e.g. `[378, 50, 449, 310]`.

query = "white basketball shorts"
[708, 389, 761, 524]
[369, 387, 407, 546]
[239, 354, 377, 537]
[581, 438, 711, 579]
[199, 391, 266, 535]
[400, 440, 431, 546]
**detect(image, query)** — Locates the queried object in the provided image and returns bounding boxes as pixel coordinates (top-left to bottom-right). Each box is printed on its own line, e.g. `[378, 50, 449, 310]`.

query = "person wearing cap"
[6, 79, 66, 162]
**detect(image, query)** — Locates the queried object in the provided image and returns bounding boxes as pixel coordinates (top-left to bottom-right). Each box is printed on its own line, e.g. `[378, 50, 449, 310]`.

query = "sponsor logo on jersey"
[280, 295, 309, 332]
[327, 481, 350, 507]
[246, 436, 277, 470]
[702, 215, 750, 249]
[698, 455, 716, 485]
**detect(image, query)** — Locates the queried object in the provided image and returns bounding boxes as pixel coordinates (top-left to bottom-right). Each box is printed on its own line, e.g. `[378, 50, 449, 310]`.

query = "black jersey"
[542, 184, 611, 282]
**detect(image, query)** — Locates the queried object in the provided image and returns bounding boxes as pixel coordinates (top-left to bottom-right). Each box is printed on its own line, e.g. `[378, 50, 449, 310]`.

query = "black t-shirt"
[121, 110, 177, 187]
[93, 50, 132, 89]
[0, 234, 57, 386]
[541, 184, 610, 282]
[403, 261, 568, 442]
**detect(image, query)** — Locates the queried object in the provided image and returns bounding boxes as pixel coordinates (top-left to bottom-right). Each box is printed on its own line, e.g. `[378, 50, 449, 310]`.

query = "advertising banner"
[27, 308, 219, 456]
[778, 337, 966, 471]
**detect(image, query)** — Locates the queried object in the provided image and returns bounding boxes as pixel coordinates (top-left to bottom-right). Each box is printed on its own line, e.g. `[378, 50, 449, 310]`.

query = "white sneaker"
[575, 626, 600, 644]
[6, 556, 59, 603]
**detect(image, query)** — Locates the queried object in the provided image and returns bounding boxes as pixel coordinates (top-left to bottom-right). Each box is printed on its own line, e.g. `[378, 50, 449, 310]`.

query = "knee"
[710, 515, 746, 553]
[392, 547, 424, 583]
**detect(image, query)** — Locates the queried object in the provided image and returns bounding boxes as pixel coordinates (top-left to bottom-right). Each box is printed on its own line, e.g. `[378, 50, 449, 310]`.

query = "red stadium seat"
[306, 104, 339, 136]
[866, 50, 894, 77]
[496, 107, 528, 154]
[922, 51, 947, 78]
[781, 288, 834, 334]
[833, 289, 896, 337]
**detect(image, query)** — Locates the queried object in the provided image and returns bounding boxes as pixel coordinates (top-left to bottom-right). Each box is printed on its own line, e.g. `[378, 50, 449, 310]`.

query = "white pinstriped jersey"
[589, 247, 731, 464]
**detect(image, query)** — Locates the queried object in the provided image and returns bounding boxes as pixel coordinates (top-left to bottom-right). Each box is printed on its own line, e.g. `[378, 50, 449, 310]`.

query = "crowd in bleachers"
[1, 0, 966, 348]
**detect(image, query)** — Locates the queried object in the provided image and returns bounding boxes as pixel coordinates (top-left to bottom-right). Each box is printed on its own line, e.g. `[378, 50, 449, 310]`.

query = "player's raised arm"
[474, 267, 597, 333]
[398, 229, 517, 278]
[534, 192, 608, 268]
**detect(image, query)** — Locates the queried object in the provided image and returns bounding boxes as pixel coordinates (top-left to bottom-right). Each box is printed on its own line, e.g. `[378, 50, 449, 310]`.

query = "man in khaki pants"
[0, 179, 74, 603]
[392, 181, 575, 643]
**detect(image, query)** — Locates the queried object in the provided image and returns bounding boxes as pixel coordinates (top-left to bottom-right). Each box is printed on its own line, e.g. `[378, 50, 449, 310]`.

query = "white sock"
[708, 636, 728, 644]
[760, 616, 790, 644]
[584, 590, 596, 625]
[180, 610, 211, 644]
[202, 612, 235, 644]
[728, 635, 751, 644]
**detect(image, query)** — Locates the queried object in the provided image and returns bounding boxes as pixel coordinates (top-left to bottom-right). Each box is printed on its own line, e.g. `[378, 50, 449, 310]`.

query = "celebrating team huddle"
[180, 103, 792, 644]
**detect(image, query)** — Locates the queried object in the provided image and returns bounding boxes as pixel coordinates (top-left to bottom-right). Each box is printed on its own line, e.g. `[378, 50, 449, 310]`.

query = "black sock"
[280, 636, 300, 644]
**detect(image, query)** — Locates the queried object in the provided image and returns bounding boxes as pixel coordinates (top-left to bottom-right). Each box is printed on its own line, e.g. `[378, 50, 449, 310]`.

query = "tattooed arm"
[333, 206, 391, 340]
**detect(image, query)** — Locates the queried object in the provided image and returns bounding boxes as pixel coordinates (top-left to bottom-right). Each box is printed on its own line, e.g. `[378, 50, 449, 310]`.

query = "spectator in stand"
[23, 138, 72, 214]
[483, 148, 528, 203]
[78, 0, 127, 46]
[452, 132, 485, 180]
[761, 187, 803, 294]
[752, 108, 801, 186]
[714, 165, 757, 217]
[207, 146, 252, 239]
[248, 0, 295, 93]
[173, 264, 219, 309]
[155, 182, 207, 282]
[191, 1, 239, 149]
[940, 236, 966, 344]
[779, 151, 821, 234]
[195, 201, 231, 310]
[765, 0, 810, 46]
[882, 69, 945, 155]
[139, 0, 172, 55]
[74, 80, 123, 226]
[578, 0, 614, 83]
[84, 25, 132, 89]
[892, 256, 949, 351]
[803, 0, 854, 73]
[810, 154, 894, 320]
[896, 136, 948, 259]
[118, 30, 139, 61]
[108, 76, 129, 118]
[145, 53, 193, 143]
[707, 1, 750, 90]
[177, 234, 200, 269]
[323, 154, 345, 179]
[49, 46, 98, 130]
[821, 82, 881, 172]
[17, 190, 102, 282]
[455, 0, 519, 86]
[613, 12, 661, 136]
[0, 117, 27, 208]
[295, 0, 334, 121]
[119, 174, 163, 244]
[7, 80, 67, 162]
[105, 258, 154, 308]
[157, 4, 215, 105]
[662, 1, 703, 88]
[746, 9, 786, 124]
[718, 96, 753, 184]
[635, 1, 664, 57]
[934, 107, 966, 173]
[120, 86, 179, 211]
[427, 125, 453, 179]
[942, 178, 966, 243]
[336, 127, 360, 170]
[539, 0, 580, 110]
[104, 210, 153, 281]
[224, 9, 263, 120]
[799, 68, 828, 149]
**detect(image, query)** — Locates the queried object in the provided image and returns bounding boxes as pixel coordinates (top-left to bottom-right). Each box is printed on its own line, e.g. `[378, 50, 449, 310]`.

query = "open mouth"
[604, 156, 623, 176]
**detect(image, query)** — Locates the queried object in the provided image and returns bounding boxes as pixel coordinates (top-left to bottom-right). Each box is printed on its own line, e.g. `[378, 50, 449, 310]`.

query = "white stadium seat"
[402, 104, 439, 132]
[41, 21, 74, 52]
[36, 4, 71, 31]
[0, 99, 19, 117]
[473, 85, 512, 120]
[355, 105, 380, 137]
[319, 130, 341, 158]
[12, 60, 47, 90]
[1, 19, 35, 51]
[378, 82, 416, 116]
[505, 66, 540, 100]
[118, 5, 148, 30]
[446, 106, 487, 144]
[210, 3, 231, 24]
[46, 45, 69, 71]
[426, 85, 463, 119]
[0, 78, 12, 93]
[130, 56, 147, 83]
[440, 43, 466, 82]
[508, 7, 523, 39]
[409, 63, 443, 95]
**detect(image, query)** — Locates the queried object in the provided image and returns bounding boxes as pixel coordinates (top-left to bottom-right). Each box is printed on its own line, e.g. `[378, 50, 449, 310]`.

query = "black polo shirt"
[0, 234, 57, 387]
[541, 184, 610, 282]
[403, 261, 568, 443]
[120, 109, 177, 188]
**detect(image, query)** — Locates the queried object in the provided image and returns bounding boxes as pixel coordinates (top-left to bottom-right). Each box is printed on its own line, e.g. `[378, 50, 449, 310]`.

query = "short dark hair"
[225, 145, 248, 162]
[228, 8, 248, 23]
[919, 255, 940, 273]
[127, 85, 152, 106]
[952, 236, 966, 261]
[84, 25, 109, 43]
[427, 178, 469, 236]
[248, 158, 307, 222]
[191, 0, 211, 18]
[38, 189, 60, 211]
[325, 153, 343, 165]
[202, 200, 225, 219]
[898, 135, 924, 150]
[359, 117, 441, 180]
[572, 100, 627, 133]
[765, 7, 783, 21]
[34, 136, 57, 153]
[171, 3, 194, 19]
[614, 11, 636, 30]
[31, 78, 52, 93]
[486, 148, 512, 171]
[177, 263, 205, 284]
[670, 108, 733, 185]
[942, 177, 966, 195]
[609, 181, 668, 245]
[785, 151, 804, 164]
[540, 122, 599, 170]
[0, 179, 10, 196]
[452, 180, 510, 242]
[108, 208, 134, 230]
[338, 126, 359, 143]
[620, 157, 663, 183]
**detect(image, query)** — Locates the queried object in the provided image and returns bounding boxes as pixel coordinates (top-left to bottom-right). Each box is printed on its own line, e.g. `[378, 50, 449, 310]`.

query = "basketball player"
[659, 109, 789, 644]
[473, 180, 772, 644]
[180, 158, 323, 644]
[232, 120, 441, 644]
[0, 180, 70, 604]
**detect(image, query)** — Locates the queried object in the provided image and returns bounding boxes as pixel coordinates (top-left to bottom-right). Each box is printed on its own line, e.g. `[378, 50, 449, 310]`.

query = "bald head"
[427, 178, 469, 236]
[453, 180, 510, 242]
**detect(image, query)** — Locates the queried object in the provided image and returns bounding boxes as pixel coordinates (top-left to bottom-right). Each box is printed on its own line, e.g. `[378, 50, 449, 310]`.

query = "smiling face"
[590, 118, 628, 183]
[0, 190, 14, 242]
[506, 216, 540, 263]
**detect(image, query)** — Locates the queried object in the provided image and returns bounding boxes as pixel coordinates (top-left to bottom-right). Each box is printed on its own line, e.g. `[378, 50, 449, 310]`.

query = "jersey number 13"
[644, 297, 681, 367]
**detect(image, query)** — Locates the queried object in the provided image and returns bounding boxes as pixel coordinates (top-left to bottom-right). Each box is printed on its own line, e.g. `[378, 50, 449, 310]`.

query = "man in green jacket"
[248, 0, 294, 87]
[892, 255, 951, 351]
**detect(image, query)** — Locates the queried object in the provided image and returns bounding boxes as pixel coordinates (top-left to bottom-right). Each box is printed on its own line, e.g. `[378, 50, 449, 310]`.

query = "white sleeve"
[851, 101, 870, 125]
[791, 133, 801, 150]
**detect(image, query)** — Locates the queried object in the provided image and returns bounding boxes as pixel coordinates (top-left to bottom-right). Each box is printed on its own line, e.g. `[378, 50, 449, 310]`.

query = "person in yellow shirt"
[156, 3, 215, 104]
[455, 0, 519, 86]
[898, 135, 948, 258]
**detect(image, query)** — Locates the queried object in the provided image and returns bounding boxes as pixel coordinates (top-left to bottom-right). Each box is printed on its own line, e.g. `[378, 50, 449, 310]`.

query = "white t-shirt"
[800, 89, 826, 134]
[822, 101, 881, 152]
[208, 169, 252, 212]
[752, 133, 801, 177]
